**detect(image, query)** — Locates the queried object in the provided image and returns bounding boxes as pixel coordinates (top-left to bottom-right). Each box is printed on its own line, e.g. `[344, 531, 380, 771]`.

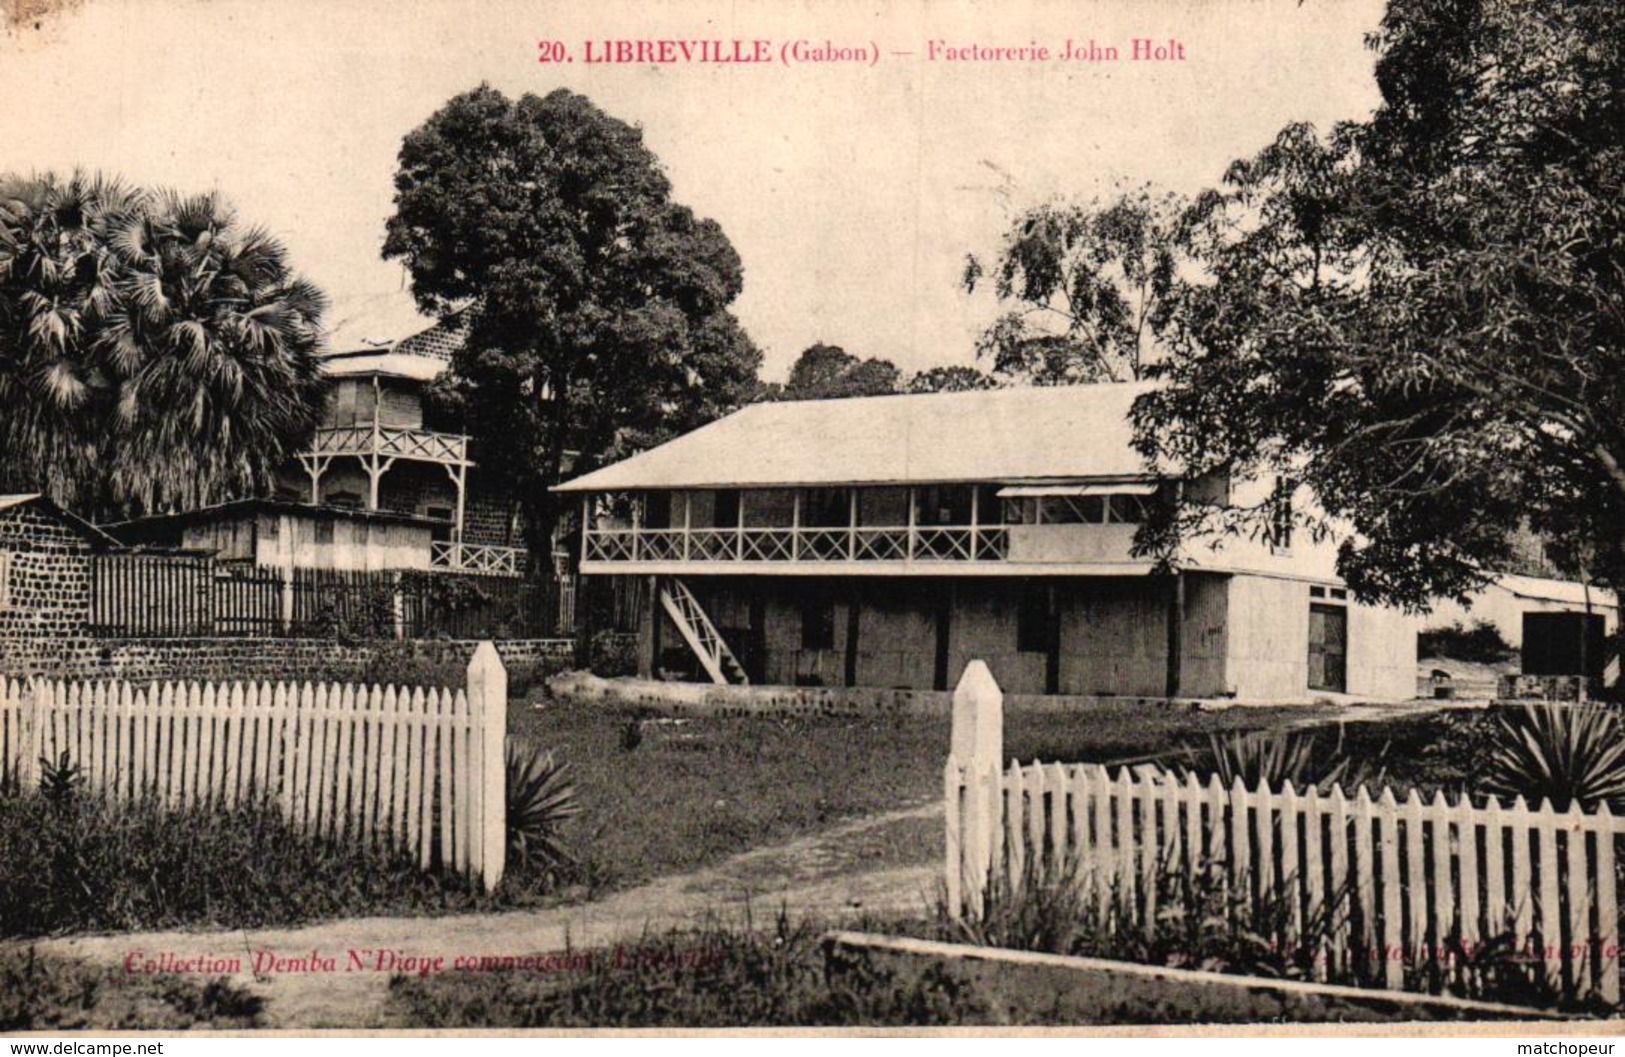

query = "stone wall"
[0, 635, 574, 684]
[0, 504, 93, 645]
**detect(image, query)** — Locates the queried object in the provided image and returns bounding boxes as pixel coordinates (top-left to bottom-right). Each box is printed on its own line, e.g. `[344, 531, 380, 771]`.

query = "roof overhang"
[997, 482, 1158, 498]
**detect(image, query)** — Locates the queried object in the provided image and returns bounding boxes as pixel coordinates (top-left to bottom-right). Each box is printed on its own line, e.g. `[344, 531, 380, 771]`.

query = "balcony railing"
[430, 541, 527, 577]
[309, 425, 468, 465]
[583, 525, 1011, 565]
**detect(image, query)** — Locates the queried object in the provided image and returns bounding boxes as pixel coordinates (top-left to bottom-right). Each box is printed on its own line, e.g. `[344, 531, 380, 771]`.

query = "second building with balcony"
[556, 383, 1419, 702]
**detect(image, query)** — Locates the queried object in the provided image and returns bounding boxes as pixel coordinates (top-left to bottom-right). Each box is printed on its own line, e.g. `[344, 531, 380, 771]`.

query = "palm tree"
[0, 172, 329, 517]
[0, 172, 137, 504]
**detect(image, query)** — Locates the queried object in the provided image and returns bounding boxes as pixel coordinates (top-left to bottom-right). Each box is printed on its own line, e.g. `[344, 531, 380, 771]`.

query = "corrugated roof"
[320, 306, 469, 381]
[555, 382, 1159, 492]
[323, 352, 448, 382]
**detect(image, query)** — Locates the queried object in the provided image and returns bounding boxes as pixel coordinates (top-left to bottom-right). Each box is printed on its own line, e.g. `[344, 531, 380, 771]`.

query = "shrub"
[588, 630, 639, 678]
[0, 786, 577, 938]
[1481, 701, 1625, 811]
[1418, 620, 1515, 664]
[945, 848, 1369, 988]
[0, 947, 263, 1030]
[387, 910, 1000, 1027]
[355, 641, 468, 689]
[506, 740, 580, 874]
[354, 643, 562, 697]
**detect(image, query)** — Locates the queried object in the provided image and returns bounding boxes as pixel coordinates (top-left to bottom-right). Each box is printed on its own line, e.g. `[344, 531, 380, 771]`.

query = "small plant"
[589, 630, 639, 677]
[0, 945, 264, 1030]
[944, 846, 1367, 988]
[1481, 701, 1625, 811]
[37, 752, 84, 806]
[1435, 927, 1561, 1011]
[1174, 727, 1382, 794]
[506, 740, 580, 871]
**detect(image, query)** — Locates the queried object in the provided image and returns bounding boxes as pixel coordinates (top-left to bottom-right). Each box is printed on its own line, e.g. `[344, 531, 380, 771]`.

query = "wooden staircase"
[660, 579, 749, 686]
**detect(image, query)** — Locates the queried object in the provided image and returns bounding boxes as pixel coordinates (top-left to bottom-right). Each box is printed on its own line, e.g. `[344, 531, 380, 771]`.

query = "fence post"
[391, 571, 406, 641]
[467, 641, 507, 892]
[948, 659, 1003, 918]
[278, 563, 295, 635]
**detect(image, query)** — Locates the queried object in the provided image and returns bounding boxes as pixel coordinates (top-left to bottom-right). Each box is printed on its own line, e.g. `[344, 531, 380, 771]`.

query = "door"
[1522, 611, 1606, 682]
[1308, 603, 1348, 692]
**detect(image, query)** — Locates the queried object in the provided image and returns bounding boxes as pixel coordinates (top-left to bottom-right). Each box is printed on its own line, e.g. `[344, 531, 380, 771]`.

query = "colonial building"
[273, 313, 533, 578]
[554, 383, 1420, 701]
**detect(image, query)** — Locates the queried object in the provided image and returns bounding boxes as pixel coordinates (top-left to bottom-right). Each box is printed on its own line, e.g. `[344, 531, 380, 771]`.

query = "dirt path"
[16, 802, 945, 1029]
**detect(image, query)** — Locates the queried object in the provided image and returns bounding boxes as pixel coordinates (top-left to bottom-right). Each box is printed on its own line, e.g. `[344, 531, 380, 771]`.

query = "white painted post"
[951, 659, 1003, 767]
[467, 642, 508, 892]
[948, 660, 1003, 918]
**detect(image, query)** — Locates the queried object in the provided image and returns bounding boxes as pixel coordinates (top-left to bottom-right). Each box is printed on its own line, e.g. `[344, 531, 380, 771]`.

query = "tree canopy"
[770, 342, 902, 400]
[907, 365, 998, 393]
[0, 173, 328, 518]
[964, 186, 1189, 384]
[1130, 0, 1625, 609]
[383, 85, 762, 557]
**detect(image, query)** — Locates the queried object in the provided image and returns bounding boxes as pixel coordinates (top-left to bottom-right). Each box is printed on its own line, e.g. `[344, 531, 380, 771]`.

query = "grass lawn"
[510, 690, 1339, 890]
[384, 913, 1007, 1028]
[0, 947, 263, 1030]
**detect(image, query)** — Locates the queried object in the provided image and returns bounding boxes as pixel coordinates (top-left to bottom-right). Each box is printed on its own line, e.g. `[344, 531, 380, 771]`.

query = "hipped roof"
[555, 381, 1160, 492]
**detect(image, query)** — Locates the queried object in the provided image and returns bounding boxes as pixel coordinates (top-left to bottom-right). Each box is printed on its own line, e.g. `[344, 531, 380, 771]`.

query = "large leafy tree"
[1132, 0, 1625, 611]
[0, 173, 328, 517]
[773, 342, 901, 401]
[964, 186, 1190, 384]
[383, 86, 762, 559]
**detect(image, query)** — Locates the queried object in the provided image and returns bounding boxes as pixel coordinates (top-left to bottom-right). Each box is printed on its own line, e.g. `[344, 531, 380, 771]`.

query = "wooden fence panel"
[0, 655, 508, 890]
[90, 553, 214, 637]
[947, 758, 1625, 1011]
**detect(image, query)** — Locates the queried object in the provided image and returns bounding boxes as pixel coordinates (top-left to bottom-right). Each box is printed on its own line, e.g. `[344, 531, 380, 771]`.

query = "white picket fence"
[944, 662, 1624, 1008]
[0, 642, 508, 890]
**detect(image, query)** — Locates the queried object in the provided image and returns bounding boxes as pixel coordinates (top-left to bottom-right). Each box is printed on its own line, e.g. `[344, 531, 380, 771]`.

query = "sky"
[0, 0, 1389, 381]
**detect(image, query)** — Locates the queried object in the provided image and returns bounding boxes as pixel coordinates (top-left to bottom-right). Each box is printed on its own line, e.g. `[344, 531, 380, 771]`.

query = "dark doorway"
[1523, 611, 1606, 684]
[1308, 603, 1348, 693]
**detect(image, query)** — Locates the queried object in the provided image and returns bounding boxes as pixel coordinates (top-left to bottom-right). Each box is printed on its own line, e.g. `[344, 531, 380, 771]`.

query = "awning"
[996, 482, 1158, 499]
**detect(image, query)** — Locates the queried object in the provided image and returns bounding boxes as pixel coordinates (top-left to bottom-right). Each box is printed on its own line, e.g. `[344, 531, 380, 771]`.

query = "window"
[314, 519, 335, 544]
[801, 488, 849, 528]
[1002, 497, 1036, 525]
[642, 491, 672, 530]
[800, 595, 836, 651]
[712, 489, 741, 529]
[426, 506, 454, 545]
[1039, 495, 1106, 524]
[1016, 583, 1051, 654]
[914, 485, 973, 526]
[1106, 494, 1147, 524]
[1004, 491, 1149, 525]
[1266, 478, 1295, 553]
